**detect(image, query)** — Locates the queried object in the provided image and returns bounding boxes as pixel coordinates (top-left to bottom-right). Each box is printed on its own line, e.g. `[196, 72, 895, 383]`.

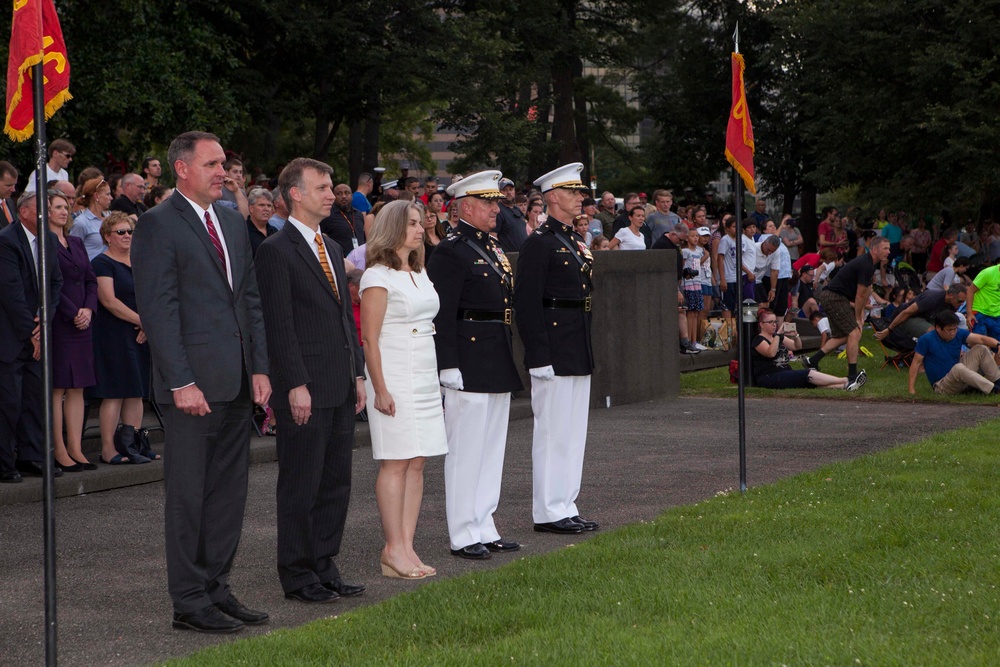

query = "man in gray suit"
[132, 131, 272, 634]
[255, 158, 367, 603]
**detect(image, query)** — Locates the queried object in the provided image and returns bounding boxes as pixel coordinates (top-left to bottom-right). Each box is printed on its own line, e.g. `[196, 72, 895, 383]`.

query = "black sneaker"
[801, 355, 817, 370]
[846, 369, 868, 391]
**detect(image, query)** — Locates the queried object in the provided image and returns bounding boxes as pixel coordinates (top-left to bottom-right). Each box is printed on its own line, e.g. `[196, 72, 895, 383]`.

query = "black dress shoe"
[214, 594, 269, 625]
[533, 518, 584, 534]
[172, 605, 244, 633]
[570, 515, 599, 531]
[450, 543, 492, 560]
[482, 539, 521, 553]
[0, 469, 22, 484]
[285, 582, 339, 603]
[15, 460, 62, 477]
[323, 578, 366, 597]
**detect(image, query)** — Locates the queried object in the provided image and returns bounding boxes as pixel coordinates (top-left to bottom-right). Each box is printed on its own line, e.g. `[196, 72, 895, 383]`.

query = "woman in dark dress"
[91, 211, 152, 464]
[49, 190, 99, 471]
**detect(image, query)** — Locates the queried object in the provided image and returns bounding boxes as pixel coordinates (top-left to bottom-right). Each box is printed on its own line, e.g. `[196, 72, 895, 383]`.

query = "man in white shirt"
[24, 138, 73, 192]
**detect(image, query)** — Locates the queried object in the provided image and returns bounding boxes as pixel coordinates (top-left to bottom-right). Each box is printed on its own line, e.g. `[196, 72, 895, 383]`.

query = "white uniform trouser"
[443, 389, 511, 550]
[531, 374, 591, 523]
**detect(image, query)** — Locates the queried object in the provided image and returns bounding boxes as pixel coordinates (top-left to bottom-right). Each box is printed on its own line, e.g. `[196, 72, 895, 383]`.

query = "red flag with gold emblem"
[725, 52, 755, 195]
[4, 0, 72, 142]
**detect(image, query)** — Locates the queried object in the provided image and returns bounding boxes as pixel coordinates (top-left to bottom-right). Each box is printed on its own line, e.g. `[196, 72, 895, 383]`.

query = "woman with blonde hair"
[48, 190, 99, 470]
[91, 212, 153, 464]
[360, 200, 447, 579]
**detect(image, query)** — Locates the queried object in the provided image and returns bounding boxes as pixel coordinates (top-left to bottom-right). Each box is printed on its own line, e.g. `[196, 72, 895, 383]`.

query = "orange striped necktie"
[315, 233, 341, 302]
[1, 200, 10, 224]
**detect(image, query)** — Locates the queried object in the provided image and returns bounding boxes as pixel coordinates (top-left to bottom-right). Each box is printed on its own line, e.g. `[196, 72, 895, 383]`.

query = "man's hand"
[135, 326, 147, 344]
[719, 281, 727, 293]
[174, 384, 211, 416]
[252, 374, 271, 406]
[289, 385, 311, 425]
[967, 312, 977, 330]
[874, 328, 890, 341]
[439, 368, 464, 390]
[529, 365, 555, 381]
[355, 378, 367, 414]
[31, 315, 40, 358]
[222, 176, 242, 194]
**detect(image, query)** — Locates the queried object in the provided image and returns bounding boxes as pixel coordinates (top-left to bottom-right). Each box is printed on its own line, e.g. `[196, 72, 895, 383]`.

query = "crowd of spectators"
[3, 141, 999, 481]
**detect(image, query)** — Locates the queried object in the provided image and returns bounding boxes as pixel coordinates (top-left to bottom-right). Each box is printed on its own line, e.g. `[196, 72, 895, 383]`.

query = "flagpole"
[732, 22, 748, 495]
[32, 56, 58, 666]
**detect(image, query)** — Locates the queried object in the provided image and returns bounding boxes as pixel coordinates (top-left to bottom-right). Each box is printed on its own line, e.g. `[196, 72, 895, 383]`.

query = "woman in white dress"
[360, 200, 448, 580]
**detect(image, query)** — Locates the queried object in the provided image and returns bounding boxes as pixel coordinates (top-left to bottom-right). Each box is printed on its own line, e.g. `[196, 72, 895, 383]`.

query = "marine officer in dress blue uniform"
[513, 162, 599, 535]
[426, 170, 524, 560]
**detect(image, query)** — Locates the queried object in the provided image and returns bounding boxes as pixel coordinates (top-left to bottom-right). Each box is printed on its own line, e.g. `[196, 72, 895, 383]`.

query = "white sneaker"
[692, 341, 708, 351]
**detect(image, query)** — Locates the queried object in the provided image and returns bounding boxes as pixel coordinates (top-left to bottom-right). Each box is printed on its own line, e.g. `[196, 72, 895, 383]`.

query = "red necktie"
[204, 211, 228, 276]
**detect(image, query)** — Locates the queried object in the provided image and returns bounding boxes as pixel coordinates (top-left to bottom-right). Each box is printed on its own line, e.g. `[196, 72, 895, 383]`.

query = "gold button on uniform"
[471, 337, 476, 342]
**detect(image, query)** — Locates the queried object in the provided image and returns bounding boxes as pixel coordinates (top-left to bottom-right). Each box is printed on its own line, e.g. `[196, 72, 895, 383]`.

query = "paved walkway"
[0, 396, 994, 666]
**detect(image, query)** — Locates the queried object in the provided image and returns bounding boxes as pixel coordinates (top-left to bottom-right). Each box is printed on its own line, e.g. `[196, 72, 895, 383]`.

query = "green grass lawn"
[683, 329, 1000, 405]
[168, 421, 1000, 666]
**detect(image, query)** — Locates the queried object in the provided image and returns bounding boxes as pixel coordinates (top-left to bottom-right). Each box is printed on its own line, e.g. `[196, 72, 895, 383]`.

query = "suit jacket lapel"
[170, 193, 230, 288]
[285, 226, 339, 303]
[14, 224, 37, 295]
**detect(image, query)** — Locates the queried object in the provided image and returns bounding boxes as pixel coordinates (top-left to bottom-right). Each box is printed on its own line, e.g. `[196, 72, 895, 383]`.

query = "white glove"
[529, 365, 555, 381]
[439, 368, 464, 390]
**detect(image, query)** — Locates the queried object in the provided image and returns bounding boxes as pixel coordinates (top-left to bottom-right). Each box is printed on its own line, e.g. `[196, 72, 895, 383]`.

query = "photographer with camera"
[753, 309, 866, 391]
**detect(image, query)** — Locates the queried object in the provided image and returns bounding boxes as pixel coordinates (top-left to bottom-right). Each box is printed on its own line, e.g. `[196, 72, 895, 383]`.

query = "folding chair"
[867, 315, 915, 371]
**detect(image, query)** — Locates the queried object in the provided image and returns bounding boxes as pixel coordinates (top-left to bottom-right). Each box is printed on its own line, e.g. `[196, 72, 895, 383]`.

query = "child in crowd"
[590, 235, 610, 251]
[681, 228, 705, 343]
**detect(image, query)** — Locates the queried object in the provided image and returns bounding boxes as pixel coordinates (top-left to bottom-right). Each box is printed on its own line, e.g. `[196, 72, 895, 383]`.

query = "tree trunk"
[348, 120, 364, 188]
[551, 57, 578, 166]
[800, 184, 818, 253]
[363, 102, 381, 175]
[571, 53, 591, 186]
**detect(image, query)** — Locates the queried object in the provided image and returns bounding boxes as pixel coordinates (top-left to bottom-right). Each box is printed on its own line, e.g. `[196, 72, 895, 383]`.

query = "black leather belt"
[459, 308, 512, 325]
[542, 297, 592, 312]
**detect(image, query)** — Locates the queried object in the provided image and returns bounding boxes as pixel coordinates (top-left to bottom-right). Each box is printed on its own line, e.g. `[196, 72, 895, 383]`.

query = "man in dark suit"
[255, 158, 367, 603]
[319, 183, 366, 257]
[0, 192, 63, 482]
[132, 131, 272, 634]
[0, 161, 19, 227]
[513, 162, 599, 536]
[426, 170, 523, 560]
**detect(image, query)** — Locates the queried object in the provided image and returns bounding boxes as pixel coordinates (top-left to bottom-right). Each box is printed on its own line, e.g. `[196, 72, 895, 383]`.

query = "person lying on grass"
[908, 310, 1000, 396]
[752, 308, 867, 391]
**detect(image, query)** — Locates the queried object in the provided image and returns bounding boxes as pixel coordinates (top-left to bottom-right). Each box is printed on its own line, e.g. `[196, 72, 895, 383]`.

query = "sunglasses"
[112, 229, 134, 236]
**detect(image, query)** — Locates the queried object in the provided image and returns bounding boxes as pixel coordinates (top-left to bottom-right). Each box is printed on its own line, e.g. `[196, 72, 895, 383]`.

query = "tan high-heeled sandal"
[380, 553, 426, 580]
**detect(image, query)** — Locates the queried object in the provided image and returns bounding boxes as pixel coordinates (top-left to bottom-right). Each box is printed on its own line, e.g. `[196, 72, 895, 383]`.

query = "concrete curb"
[0, 398, 535, 507]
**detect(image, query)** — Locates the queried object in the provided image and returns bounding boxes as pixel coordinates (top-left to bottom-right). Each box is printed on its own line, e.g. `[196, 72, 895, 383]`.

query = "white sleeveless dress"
[359, 265, 448, 460]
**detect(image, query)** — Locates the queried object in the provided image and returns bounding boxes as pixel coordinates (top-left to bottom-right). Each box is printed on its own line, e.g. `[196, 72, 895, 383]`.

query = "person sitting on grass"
[908, 311, 1000, 395]
[752, 309, 866, 391]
